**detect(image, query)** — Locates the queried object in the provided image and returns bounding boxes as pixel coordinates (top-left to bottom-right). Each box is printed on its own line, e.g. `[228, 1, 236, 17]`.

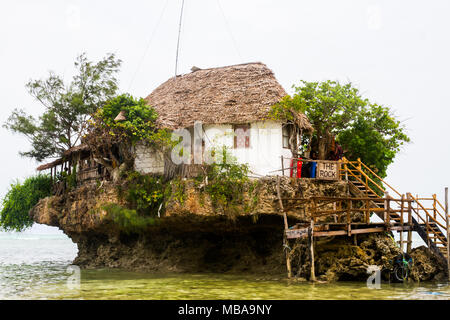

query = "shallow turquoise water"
[0, 231, 449, 300]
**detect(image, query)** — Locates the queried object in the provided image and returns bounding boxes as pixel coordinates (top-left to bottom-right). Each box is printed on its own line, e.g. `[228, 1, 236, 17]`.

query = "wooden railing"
[341, 157, 402, 198]
[340, 157, 449, 261]
[310, 196, 412, 226]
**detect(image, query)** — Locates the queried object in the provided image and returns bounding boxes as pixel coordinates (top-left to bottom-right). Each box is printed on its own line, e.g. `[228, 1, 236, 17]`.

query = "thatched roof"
[145, 62, 312, 131]
[36, 144, 90, 171]
[62, 144, 90, 157]
[36, 158, 65, 171]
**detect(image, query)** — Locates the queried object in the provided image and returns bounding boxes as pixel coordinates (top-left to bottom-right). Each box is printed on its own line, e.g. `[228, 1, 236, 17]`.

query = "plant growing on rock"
[117, 171, 165, 216]
[204, 146, 250, 217]
[101, 203, 156, 234]
[0, 175, 52, 231]
[83, 94, 172, 182]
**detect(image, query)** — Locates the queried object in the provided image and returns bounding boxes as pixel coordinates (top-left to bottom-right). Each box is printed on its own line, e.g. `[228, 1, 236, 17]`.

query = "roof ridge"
[176, 62, 266, 77]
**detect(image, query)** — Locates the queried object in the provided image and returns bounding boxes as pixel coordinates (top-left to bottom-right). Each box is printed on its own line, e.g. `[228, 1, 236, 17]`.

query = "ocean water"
[0, 228, 449, 300]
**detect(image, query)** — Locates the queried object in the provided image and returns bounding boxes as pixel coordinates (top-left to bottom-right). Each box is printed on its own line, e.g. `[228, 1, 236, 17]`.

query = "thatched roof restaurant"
[145, 62, 312, 131]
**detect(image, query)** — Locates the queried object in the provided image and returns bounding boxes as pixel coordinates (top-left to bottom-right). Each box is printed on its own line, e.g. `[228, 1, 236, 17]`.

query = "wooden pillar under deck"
[276, 176, 292, 278]
[309, 219, 316, 282]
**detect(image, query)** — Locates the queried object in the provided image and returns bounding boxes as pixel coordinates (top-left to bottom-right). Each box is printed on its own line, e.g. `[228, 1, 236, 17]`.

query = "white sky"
[0, 0, 449, 233]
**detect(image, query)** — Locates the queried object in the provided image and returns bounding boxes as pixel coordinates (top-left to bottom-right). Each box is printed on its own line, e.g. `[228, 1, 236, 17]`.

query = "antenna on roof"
[174, 0, 185, 78]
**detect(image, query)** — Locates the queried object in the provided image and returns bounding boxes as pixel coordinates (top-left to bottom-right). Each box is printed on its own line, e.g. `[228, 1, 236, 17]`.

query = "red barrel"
[296, 159, 303, 178]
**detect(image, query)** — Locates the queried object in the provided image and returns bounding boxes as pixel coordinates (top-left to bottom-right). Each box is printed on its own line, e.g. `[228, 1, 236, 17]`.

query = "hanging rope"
[127, 0, 169, 91]
[174, 0, 185, 77]
[216, 0, 242, 61]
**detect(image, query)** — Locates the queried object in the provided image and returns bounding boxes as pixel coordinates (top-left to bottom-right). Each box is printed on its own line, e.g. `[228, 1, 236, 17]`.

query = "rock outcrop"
[29, 176, 446, 281]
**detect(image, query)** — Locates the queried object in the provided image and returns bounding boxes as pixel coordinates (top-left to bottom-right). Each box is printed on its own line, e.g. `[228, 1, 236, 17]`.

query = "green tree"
[84, 94, 172, 181]
[337, 104, 410, 178]
[271, 80, 409, 177]
[0, 175, 52, 232]
[4, 53, 122, 161]
[272, 80, 366, 160]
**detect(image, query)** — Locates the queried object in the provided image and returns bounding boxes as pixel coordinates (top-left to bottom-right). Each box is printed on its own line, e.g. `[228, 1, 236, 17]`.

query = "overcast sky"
[1, 0, 449, 233]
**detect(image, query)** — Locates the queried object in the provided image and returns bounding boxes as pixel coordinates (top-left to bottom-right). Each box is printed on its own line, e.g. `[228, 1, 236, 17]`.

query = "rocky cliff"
[29, 177, 446, 281]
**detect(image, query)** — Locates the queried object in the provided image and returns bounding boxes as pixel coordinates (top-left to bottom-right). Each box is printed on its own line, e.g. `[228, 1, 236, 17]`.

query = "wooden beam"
[286, 228, 309, 239]
[445, 187, 449, 281]
[349, 227, 385, 235]
[314, 230, 347, 237]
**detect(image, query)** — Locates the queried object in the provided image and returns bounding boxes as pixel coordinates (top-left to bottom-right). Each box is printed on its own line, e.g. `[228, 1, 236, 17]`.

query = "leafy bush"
[204, 147, 249, 215]
[102, 203, 155, 233]
[118, 171, 164, 215]
[0, 175, 52, 231]
[95, 93, 172, 146]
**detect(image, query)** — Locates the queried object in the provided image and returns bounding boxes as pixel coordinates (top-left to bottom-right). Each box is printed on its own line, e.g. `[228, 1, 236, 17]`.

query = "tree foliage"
[271, 80, 410, 178]
[0, 175, 52, 232]
[4, 53, 122, 161]
[84, 94, 172, 180]
[204, 146, 250, 215]
[337, 104, 410, 178]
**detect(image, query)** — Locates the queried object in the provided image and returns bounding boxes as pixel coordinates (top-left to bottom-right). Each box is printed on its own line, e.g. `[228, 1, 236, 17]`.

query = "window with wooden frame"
[233, 124, 250, 149]
[282, 123, 294, 149]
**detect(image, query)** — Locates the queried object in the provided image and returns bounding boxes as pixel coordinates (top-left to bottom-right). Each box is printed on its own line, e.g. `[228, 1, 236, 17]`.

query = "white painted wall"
[134, 142, 165, 174]
[134, 121, 293, 177]
[203, 121, 292, 177]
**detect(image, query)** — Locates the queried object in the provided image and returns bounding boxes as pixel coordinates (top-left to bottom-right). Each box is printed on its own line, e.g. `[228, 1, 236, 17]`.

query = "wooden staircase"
[341, 158, 449, 263]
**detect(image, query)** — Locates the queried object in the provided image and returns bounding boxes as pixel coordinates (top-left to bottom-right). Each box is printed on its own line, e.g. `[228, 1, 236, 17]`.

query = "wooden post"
[407, 193, 413, 254]
[276, 176, 292, 278]
[333, 201, 337, 223]
[281, 156, 285, 177]
[433, 194, 437, 245]
[445, 187, 449, 281]
[347, 199, 352, 236]
[365, 199, 370, 224]
[399, 195, 404, 252]
[385, 191, 390, 230]
[309, 218, 316, 282]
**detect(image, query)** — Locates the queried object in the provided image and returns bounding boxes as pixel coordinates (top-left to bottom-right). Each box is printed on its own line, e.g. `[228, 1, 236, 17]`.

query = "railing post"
[400, 194, 405, 252]
[365, 199, 370, 224]
[347, 199, 352, 236]
[407, 193, 413, 254]
[384, 191, 389, 223]
[433, 194, 437, 220]
[433, 194, 437, 245]
[445, 187, 449, 281]
[385, 192, 391, 231]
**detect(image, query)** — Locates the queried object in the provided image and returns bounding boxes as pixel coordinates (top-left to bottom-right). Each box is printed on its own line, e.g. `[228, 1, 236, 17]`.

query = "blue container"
[311, 162, 317, 178]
